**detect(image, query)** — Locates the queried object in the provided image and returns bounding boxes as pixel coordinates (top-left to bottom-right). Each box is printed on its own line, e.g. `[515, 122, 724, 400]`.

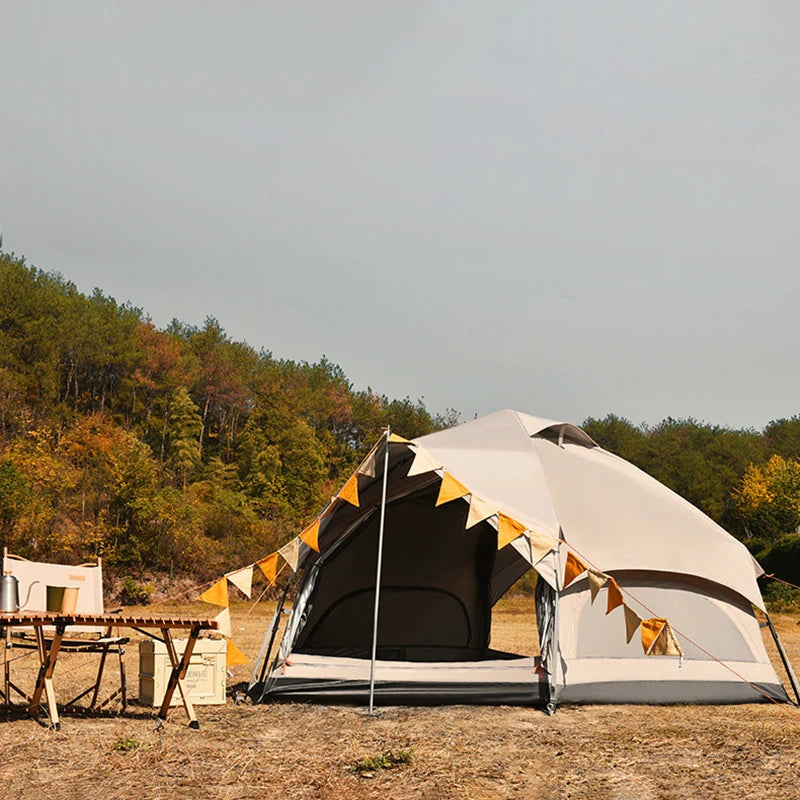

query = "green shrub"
[119, 576, 154, 605]
[112, 735, 141, 752]
[354, 749, 413, 773]
[761, 580, 800, 613]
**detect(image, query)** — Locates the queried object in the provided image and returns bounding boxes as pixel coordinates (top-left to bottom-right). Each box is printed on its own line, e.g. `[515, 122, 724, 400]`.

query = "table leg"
[157, 626, 200, 729]
[29, 624, 64, 730]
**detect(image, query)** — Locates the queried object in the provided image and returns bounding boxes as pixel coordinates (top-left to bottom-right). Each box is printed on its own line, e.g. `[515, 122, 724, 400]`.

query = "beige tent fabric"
[531, 435, 763, 609]
[414, 410, 763, 609]
[417, 411, 562, 539]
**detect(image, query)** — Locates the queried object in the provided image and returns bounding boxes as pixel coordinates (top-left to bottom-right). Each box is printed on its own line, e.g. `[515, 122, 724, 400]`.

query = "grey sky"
[2, 1, 799, 430]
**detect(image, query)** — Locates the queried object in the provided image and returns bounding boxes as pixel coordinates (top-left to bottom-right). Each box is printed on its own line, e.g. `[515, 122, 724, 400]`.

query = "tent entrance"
[293, 487, 506, 663]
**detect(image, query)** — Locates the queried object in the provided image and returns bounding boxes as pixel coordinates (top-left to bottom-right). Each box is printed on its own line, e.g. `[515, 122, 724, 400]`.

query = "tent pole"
[765, 612, 800, 705]
[368, 427, 391, 715]
[546, 542, 562, 715]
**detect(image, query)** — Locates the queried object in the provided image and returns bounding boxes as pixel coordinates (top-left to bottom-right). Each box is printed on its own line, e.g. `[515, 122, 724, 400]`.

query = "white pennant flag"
[406, 446, 442, 477]
[357, 447, 379, 478]
[226, 566, 253, 599]
[279, 537, 301, 572]
[466, 495, 495, 529]
[587, 569, 608, 603]
[214, 607, 232, 639]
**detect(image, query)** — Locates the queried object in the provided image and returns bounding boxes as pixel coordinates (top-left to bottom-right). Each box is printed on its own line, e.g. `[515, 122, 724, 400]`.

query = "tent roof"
[412, 410, 764, 609]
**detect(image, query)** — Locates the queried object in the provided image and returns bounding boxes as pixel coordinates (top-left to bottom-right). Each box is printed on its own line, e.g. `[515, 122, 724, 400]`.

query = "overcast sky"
[2, 1, 799, 430]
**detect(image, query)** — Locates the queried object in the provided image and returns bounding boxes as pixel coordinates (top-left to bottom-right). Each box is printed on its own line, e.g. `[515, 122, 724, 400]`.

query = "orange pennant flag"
[606, 577, 624, 615]
[497, 513, 527, 550]
[257, 553, 279, 584]
[300, 519, 321, 552]
[388, 432, 409, 443]
[226, 640, 250, 667]
[624, 604, 642, 644]
[563, 551, 588, 588]
[641, 617, 668, 654]
[199, 577, 229, 607]
[339, 472, 360, 507]
[435, 472, 470, 506]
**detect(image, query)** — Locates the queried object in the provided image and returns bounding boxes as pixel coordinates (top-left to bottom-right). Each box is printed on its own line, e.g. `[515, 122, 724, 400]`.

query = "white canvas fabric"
[415, 410, 764, 609]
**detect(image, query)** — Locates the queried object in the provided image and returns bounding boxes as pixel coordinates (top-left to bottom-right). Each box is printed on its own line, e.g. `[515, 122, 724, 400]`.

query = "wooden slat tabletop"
[0, 612, 219, 629]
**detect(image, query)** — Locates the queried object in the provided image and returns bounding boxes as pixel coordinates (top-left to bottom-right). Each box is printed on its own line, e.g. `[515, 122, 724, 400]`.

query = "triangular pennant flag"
[338, 472, 360, 507]
[357, 447, 378, 478]
[436, 472, 470, 506]
[497, 513, 527, 550]
[528, 529, 558, 565]
[279, 537, 301, 572]
[406, 446, 442, 477]
[563, 551, 588, 588]
[640, 617, 667, 654]
[257, 552, 278, 583]
[466, 495, 495, 529]
[214, 607, 232, 639]
[648, 621, 683, 657]
[226, 566, 253, 599]
[624, 604, 642, 644]
[606, 577, 624, 615]
[299, 519, 321, 552]
[226, 640, 249, 667]
[199, 577, 228, 607]
[388, 432, 409, 443]
[587, 569, 608, 603]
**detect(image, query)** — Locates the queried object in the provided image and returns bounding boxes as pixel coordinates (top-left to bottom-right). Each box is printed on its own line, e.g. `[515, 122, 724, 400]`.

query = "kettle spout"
[20, 580, 40, 610]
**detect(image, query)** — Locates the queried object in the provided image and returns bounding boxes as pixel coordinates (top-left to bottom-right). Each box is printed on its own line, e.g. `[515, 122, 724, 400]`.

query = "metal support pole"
[368, 428, 391, 714]
[765, 612, 800, 705]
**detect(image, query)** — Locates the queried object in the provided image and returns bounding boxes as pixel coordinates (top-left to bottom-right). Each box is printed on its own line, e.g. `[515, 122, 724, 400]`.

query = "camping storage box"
[139, 638, 227, 706]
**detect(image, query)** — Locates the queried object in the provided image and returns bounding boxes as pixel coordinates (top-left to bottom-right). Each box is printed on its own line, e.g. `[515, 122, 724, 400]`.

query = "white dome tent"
[248, 410, 793, 710]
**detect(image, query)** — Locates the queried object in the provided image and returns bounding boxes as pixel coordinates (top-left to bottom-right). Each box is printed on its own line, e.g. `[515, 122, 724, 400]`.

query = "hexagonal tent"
[248, 410, 790, 708]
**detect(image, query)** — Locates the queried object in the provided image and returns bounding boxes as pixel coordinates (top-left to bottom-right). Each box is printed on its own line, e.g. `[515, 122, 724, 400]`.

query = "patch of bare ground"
[2, 598, 799, 799]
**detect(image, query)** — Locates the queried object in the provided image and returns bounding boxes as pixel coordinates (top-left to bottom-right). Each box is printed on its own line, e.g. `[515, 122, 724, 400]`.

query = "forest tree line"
[1, 252, 800, 590]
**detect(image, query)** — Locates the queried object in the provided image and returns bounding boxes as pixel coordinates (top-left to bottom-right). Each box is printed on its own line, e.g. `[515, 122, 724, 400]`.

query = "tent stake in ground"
[368, 428, 391, 715]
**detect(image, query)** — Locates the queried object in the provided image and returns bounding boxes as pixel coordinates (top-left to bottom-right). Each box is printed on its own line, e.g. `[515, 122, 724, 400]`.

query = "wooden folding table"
[1, 611, 219, 730]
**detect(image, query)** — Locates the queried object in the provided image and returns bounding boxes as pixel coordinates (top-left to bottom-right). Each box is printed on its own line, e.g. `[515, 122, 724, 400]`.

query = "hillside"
[2, 251, 800, 590]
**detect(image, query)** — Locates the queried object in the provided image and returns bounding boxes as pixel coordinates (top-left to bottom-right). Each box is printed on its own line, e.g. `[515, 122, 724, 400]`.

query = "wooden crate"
[139, 638, 227, 706]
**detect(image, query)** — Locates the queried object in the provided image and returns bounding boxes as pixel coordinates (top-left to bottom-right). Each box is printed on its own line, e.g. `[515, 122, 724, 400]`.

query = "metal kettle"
[0, 572, 39, 613]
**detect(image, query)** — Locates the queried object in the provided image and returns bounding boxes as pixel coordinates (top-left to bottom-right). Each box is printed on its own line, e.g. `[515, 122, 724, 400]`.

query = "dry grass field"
[2, 596, 800, 800]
